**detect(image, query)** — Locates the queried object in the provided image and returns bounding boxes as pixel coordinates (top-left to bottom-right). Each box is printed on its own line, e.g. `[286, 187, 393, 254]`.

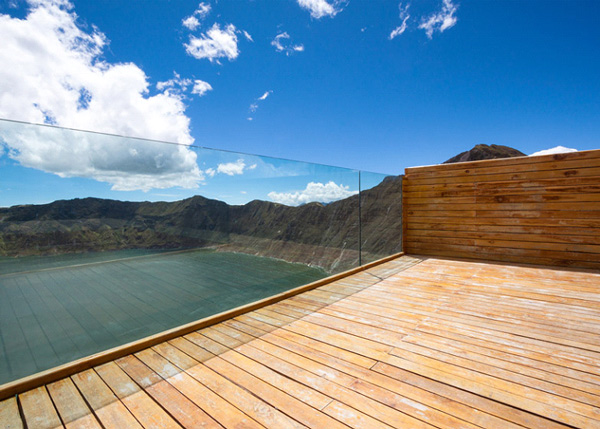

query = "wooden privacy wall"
[403, 149, 600, 269]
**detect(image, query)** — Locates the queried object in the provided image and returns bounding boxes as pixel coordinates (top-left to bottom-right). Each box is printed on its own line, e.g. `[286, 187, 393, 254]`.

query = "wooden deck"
[1, 255, 599, 428]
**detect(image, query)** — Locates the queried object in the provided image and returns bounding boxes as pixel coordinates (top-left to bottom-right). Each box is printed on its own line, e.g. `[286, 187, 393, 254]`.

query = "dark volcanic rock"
[444, 144, 525, 164]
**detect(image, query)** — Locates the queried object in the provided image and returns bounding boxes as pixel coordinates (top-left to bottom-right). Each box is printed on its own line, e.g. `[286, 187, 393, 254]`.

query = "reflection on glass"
[360, 171, 404, 265]
[0, 118, 402, 384]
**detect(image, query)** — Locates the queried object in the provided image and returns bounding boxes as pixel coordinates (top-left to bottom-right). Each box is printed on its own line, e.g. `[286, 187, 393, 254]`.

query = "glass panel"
[359, 171, 404, 265]
[0, 119, 367, 384]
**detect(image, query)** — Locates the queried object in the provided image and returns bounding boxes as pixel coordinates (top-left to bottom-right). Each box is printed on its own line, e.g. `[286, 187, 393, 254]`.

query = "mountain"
[443, 144, 525, 163]
[0, 176, 403, 273]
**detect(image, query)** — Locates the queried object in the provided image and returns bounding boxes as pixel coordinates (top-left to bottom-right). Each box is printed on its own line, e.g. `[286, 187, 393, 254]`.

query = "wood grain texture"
[403, 149, 600, 269]
[19, 386, 63, 429]
[47, 378, 101, 429]
[0, 397, 23, 429]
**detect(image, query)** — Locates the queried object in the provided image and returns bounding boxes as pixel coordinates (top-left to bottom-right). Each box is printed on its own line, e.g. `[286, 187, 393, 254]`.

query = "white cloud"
[216, 159, 255, 176]
[248, 90, 272, 119]
[530, 146, 578, 157]
[271, 33, 287, 51]
[217, 159, 246, 176]
[389, 24, 407, 39]
[202, 159, 257, 177]
[271, 32, 304, 56]
[156, 72, 191, 92]
[268, 181, 358, 206]
[0, 120, 202, 192]
[182, 2, 211, 30]
[242, 30, 253, 42]
[390, 2, 410, 40]
[191, 80, 212, 97]
[0, 0, 202, 191]
[185, 23, 239, 62]
[258, 91, 271, 101]
[182, 16, 201, 31]
[297, 0, 346, 19]
[157, 73, 211, 98]
[419, 0, 458, 39]
[195, 2, 211, 19]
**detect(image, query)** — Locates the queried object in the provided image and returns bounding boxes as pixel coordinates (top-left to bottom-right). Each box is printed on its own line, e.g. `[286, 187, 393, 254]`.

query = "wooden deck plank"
[257, 331, 545, 429]
[228, 316, 378, 369]
[381, 352, 599, 428]
[403, 332, 600, 393]
[0, 397, 23, 429]
[152, 342, 308, 429]
[115, 355, 222, 429]
[19, 386, 63, 429]
[416, 319, 600, 377]
[222, 323, 506, 429]
[8, 256, 600, 428]
[390, 340, 600, 407]
[321, 400, 395, 429]
[135, 348, 263, 428]
[175, 334, 333, 412]
[71, 369, 143, 429]
[94, 362, 181, 429]
[47, 378, 101, 429]
[235, 339, 435, 429]
[348, 290, 600, 355]
[202, 353, 342, 428]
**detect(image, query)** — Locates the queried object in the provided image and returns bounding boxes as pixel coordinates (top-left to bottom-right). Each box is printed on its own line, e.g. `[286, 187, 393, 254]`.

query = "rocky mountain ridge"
[0, 176, 403, 273]
[444, 144, 525, 163]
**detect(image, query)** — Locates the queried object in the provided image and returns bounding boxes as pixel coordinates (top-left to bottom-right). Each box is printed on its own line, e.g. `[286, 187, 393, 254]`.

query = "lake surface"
[0, 249, 327, 385]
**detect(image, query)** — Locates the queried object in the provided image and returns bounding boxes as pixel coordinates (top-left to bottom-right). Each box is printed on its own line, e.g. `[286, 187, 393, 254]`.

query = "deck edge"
[0, 251, 404, 400]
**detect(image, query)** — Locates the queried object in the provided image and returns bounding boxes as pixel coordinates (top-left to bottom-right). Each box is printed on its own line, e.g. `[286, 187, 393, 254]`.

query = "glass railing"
[0, 118, 401, 384]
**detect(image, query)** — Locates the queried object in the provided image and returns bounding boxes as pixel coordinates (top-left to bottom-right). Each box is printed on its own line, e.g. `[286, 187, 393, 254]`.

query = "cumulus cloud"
[191, 80, 213, 97]
[268, 181, 358, 206]
[530, 146, 578, 157]
[203, 159, 256, 177]
[185, 23, 239, 62]
[297, 0, 346, 19]
[0, 120, 202, 192]
[217, 159, 246, 176]
[182, 2, 211, 30]
[271, 32, 305, 55]
[389, 2, 410, 40]
[156, 72, 192, 93]
[0, 0, 203, 191]
[157, 74, 211, 98]
[419, 0, 458, 39]
[182, 16, 200, 31]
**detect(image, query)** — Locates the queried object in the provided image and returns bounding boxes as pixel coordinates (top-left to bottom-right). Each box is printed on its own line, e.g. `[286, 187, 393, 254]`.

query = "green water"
[0, 249, 327, 385]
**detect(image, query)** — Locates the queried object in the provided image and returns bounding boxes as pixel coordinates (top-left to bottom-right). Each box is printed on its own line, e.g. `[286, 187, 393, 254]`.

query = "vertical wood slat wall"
[402, 149, 600, 269]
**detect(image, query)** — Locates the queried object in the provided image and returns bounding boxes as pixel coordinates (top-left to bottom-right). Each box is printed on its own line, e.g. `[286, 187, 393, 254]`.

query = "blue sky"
[0, 0, 599, 207]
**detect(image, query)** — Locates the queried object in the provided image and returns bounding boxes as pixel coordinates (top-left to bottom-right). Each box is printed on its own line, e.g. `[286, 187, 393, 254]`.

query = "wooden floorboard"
[2, 255, 600, 428]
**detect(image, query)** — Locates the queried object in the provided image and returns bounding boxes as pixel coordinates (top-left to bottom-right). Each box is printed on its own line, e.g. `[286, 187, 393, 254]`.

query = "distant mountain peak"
[444, 144, 525, 164]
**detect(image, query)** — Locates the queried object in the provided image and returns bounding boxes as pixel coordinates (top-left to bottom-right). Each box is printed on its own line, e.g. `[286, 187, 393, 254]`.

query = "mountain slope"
[0, 177, 403, 272]
[444, 144, 525, 163]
